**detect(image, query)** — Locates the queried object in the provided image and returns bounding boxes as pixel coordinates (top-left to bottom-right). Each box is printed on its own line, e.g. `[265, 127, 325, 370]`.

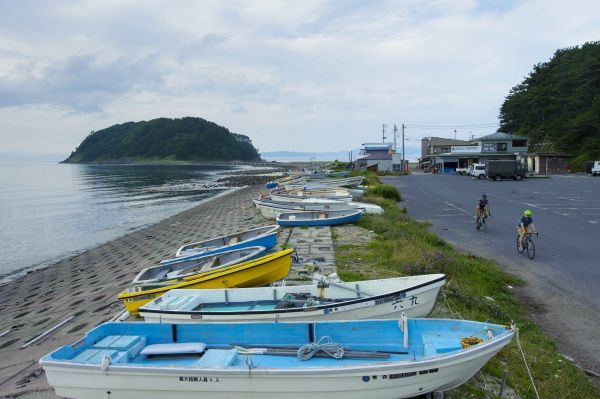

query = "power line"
[405, 123, 498, 130]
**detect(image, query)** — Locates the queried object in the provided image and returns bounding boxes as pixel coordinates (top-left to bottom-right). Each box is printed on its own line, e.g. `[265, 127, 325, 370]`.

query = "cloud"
[1, 0, 600, 155]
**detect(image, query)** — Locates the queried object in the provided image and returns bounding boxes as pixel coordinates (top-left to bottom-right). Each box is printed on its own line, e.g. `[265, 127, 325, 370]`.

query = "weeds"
[333, 184, 599, 399]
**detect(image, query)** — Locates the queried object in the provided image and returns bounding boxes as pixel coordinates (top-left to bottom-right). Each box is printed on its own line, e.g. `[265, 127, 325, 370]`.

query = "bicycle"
[476, 210, 488, 234]
[517, 231, 537, 259]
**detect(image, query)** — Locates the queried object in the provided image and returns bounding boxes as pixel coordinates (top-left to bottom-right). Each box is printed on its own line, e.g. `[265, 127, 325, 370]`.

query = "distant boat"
[270, 187, 354, 202]
[138, 274, 446, 323]
[169, 225, 280, 261]
[253, 198, 380, 220]
[117, 248, 295, 315]
[254, 197, 383, 217]
[41, 317, 515, 399]
[130, 246, 266, 286]
[285, 176, 365, 190]
[276, 209, 362, 227]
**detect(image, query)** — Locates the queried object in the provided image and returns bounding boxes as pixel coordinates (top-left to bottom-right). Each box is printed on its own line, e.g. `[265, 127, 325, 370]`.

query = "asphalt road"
[382, 172, 600, 377]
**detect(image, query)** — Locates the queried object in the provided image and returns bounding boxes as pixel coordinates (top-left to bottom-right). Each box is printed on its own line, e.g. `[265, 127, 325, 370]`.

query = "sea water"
[0, 161, 246, 282]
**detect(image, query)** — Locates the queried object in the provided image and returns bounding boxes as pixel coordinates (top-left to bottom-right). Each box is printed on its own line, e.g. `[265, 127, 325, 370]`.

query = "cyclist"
[475, 193, 490, 229]
[517, 210, 538, 251]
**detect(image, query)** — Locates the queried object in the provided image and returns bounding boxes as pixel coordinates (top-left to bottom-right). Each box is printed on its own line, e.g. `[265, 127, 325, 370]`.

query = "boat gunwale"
[138, 275, 446, 317]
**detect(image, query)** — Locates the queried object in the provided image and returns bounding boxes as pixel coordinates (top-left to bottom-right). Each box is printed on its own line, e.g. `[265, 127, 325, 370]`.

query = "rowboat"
[171, 224, 280, 259]
[117, 248, 294, 315]
[131, 246, 266, 285]
[269, 188, 354, 202]
[276, 209, 362, 227]
[137, 274, 446, 323]
[40, 317, 515, 399]
[284, 176, 365, 190]
[254, 197, 384, 218]
[252, 199, 375, 221]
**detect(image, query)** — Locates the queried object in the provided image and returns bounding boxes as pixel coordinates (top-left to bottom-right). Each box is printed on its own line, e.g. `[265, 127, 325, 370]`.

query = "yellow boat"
[117, 248, 294, 315]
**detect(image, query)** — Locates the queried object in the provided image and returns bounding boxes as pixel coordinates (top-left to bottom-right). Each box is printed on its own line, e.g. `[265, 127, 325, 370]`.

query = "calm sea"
[0, 162, 256, 283]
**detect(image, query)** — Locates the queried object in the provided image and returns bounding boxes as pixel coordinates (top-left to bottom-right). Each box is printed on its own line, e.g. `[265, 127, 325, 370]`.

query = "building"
[355, 143, 405, 172]
[420, 133, 530, 173]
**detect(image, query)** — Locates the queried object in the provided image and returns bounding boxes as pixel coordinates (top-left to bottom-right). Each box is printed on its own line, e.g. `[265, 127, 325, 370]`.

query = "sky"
[1, 0, 600, 161]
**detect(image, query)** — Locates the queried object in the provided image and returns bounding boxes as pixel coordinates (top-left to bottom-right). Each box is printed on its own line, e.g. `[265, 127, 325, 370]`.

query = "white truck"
[455, 166, 470, 175]
[469, 163, 486, 179]
[591, 161, 600, 176]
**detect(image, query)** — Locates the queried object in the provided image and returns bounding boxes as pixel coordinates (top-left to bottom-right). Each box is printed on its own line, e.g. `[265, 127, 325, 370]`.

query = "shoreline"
[0, 183, 280, 398]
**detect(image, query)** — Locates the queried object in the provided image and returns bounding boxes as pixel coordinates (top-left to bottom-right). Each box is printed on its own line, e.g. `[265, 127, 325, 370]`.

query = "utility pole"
[393, 124, 397, 152]
[402, 124, 405, 171]
[382, 124, 387, 142]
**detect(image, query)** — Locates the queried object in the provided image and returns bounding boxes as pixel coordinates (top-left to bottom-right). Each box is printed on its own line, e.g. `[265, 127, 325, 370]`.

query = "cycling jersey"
[518, 215, 533, 227]
[477, 199, 488, 209]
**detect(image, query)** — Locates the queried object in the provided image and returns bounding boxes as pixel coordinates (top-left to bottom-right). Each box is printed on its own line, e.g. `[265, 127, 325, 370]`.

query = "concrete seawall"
[0, 183, 340, 399]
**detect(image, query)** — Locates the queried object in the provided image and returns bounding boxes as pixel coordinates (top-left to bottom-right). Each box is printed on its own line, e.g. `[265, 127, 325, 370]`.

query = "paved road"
[382, 172, 600, 377]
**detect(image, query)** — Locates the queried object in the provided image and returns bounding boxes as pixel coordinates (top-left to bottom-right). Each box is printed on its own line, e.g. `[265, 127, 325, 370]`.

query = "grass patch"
[334, 185, 599, 399]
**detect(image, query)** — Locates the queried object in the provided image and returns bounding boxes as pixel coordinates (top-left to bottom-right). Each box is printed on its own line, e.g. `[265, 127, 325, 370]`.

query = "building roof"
[425, 137, 471, 146]
[357, 151, 393, 161]
[475, 132, 528, 140]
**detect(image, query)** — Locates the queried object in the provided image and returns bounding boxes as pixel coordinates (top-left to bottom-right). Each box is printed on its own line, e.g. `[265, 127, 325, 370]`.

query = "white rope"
[513, 326, 541, 399]
[297, 336, 344, 360]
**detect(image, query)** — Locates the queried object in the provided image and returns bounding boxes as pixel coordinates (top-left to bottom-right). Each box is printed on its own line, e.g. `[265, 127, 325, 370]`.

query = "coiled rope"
[297, 336, 344, 360]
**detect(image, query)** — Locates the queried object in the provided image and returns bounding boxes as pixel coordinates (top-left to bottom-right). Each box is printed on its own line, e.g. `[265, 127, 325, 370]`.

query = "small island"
[62, 117, 262, 164]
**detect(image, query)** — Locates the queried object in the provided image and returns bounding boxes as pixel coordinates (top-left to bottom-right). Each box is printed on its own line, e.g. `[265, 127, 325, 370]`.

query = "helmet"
[481, 193, 487, 198]
[524, 210, 532, 216]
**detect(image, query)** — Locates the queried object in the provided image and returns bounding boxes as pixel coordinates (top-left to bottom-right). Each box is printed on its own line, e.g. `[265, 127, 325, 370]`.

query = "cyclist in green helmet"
[517, 210, 538, 251]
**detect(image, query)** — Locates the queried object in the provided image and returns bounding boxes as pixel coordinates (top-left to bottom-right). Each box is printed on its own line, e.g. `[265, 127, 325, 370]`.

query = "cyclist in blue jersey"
[517, 210, 538, 250]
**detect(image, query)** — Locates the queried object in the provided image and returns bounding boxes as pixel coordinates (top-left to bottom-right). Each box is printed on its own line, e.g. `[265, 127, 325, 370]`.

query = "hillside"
[498, 41, 600, 167]
[63, 117, 262, 163]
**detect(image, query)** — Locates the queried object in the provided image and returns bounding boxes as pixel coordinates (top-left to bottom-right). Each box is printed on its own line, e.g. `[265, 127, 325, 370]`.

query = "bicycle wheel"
[480, 218, 487, 234]
[516, 235, 524, 253]
[526, 237, 535, 259]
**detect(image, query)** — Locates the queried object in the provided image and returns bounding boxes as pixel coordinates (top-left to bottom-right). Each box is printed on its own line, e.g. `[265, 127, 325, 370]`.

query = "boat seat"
[195, 349, 238, 367]
[141, 342, 207, 356]
[154, 268, 171, 279]
[229, 236, 239, 245]
[200, 258, 217, 271]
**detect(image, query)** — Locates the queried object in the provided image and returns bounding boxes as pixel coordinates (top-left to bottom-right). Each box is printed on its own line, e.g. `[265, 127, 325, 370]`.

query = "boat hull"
[117, 249, 294, 315]
[138, 274, 446, 323]
[276, 210, 362, 226]
[41, 318, 514, 399]
[173, 225, 280, 259]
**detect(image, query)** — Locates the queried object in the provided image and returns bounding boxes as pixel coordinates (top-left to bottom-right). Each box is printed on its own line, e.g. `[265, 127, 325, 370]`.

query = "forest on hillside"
[63, 117, 262, 163]
[498, 41, 600, 168]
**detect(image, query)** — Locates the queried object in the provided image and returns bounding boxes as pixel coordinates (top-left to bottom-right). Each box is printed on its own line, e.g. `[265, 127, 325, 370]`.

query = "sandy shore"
[0, 184, 291, 398]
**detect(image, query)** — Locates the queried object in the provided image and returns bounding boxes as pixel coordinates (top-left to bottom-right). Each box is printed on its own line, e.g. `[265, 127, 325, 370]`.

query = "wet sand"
[0, 184, 298, 398]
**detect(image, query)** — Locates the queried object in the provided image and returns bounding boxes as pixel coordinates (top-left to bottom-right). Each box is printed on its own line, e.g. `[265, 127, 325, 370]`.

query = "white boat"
[252, 198, 382, 220]
[171, 224, 280, 260]
[276, 209, 362, 226]
[41, 317, 515, 399]
[284, 177, 365, 191]
[138, 274, 446, 323]
[130, 246, 266, 285]
[269, 188, 354, 202]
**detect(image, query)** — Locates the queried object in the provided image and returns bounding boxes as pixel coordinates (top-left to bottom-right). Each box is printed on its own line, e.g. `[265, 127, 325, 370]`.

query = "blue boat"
[163, 225, 280, 265]
[40, 317, 515, 399]
[276, 209, 362, 227]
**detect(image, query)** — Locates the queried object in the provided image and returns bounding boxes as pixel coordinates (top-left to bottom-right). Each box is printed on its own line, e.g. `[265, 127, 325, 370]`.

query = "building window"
[512, 140, 527, 147]
[393, 164, 402, 172]
[497, 143, 507, 151]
